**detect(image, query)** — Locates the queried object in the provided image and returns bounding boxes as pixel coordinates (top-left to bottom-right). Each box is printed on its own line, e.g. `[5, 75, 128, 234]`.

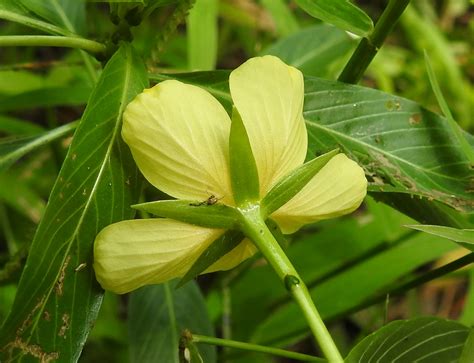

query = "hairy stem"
[338, 0, 411, 83]
[238, 205, 343, 363]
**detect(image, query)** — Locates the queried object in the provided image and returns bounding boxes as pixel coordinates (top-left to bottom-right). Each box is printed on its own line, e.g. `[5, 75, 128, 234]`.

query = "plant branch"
[0, 35, 106, 55]
[338, 0, 411, 83]
[191, 333, 326, 362]
[239, 206, 343, 363]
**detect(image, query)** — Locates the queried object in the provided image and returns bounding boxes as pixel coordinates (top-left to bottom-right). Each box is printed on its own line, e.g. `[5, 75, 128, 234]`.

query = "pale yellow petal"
[122, 80, 233, 204]
[93, 219, 224, 294]
[206, 238, 257, 272]
[229, 55, 307, 196]
[271, 154, 367, 234]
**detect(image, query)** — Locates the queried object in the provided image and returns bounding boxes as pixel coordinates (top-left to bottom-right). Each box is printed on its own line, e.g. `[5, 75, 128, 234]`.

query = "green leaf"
[132, 200, 240, 229]
[406, 224, 474, 251]
[260, 0, 299, 36]
[372, 192, 472, 229]
[0, 45, 148, 362]
[20, 0, 86, 35]
[262, 24, 356, 78]
[302, 77, 474, 214]
[294, 0, 373, 36]
[177, 229, 244, 288]
[0, 0, 69, 35]
[460, 327, 474, 363]
[261, 149, 339, 217]
[346, 317, 469, 362]
[187, 0, 218, 70]
[229, 107, 260, 206]
[0, 121, 78, 172]
[128, 281, 216, 363]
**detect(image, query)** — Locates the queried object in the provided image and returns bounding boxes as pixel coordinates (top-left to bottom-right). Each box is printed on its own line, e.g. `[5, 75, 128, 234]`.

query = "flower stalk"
[238, 205, 343, 363]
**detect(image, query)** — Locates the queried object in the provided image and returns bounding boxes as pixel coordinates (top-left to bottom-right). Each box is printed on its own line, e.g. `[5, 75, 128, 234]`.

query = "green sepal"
[229, 106, 260, 206]
[177, 229, 244, 288]
[132, 200, 239, 229]
[261, 148, 339, 217]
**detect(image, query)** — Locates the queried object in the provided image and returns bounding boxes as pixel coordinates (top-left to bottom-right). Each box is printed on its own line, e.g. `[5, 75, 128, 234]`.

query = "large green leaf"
[0, 45, 148, 362]
[345, 317, 469, 362]
[294, 0, 373, 36]
[128, 281, 216, 363]
[302, 77, 473, 214]
[263, 24, 356, 78]
[148, 71, 473, 219]
[20, 0, 86, 35]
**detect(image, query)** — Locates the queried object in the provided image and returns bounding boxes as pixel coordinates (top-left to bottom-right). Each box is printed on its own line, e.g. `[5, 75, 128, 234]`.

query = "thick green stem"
[0, 35, 106, 55]
[338, 0, 411, 83]
[192, 334, 325, 362]
[238, 205, 343, 363]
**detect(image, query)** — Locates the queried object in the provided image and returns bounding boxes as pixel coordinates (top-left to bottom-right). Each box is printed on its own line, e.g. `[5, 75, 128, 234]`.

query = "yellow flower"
[93, 56, 367, 294]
